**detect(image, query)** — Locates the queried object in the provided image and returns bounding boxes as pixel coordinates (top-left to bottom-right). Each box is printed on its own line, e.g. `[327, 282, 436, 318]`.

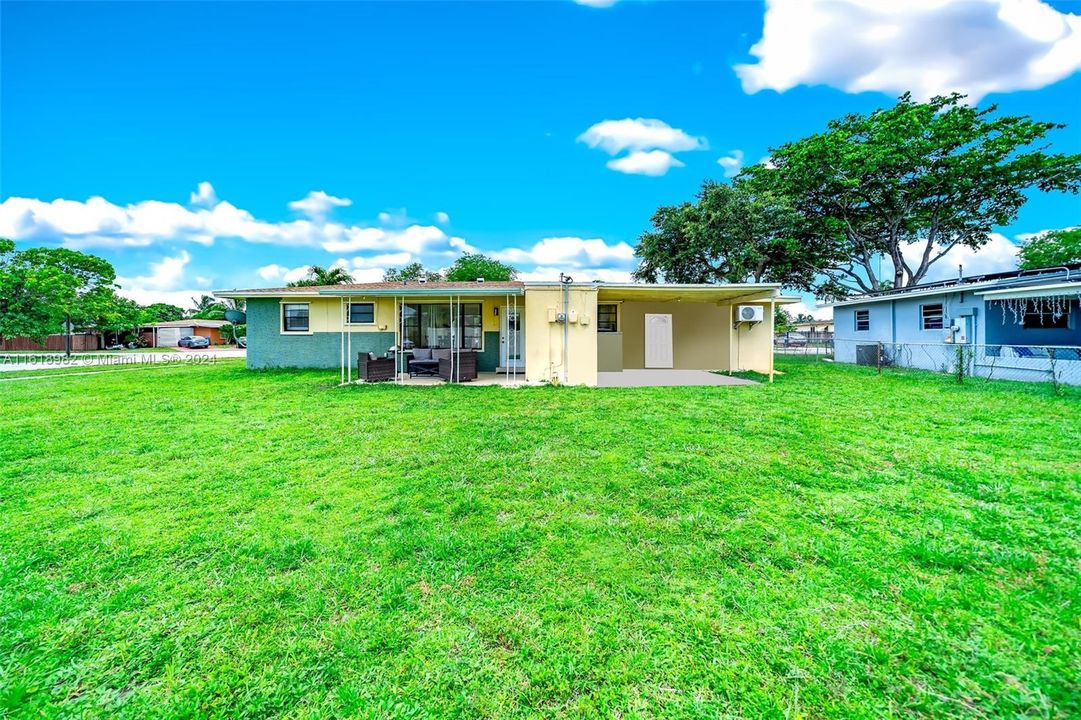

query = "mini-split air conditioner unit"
[737, 305, 764, 323]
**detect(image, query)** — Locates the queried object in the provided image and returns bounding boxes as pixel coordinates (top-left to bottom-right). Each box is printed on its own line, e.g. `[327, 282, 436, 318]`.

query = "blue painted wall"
[245, 298, 503, 371]
[834, 290, 1079, 369]
[245, 298, 394, 370]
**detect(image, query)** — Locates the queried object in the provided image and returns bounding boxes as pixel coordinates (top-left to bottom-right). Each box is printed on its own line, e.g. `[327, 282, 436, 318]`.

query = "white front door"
[500, 307, 524, 368]
[644, 313, 673, 368]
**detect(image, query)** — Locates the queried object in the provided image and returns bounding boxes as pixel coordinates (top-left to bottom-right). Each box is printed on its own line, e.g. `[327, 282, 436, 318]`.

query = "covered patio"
[319, 282, 526, 386]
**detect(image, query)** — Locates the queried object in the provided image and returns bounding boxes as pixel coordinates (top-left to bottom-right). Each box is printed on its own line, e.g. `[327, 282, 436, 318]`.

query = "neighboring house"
[831, 264, 1081, 384]
[140, 320, 230, 347]
[793, 320, 833, 338]
[214, 279, 793, 386]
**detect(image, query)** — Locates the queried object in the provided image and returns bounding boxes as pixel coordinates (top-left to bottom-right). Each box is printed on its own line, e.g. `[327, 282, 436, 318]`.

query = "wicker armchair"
[357, 352, 395, 382]
[438, 351, 477, 382]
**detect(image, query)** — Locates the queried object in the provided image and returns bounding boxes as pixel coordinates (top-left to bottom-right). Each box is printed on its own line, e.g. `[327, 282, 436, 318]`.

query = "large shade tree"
[383, 262, 443, 283]
[743, 93, 1081, 297]
[0, 239, 117, 345]
[633, 180, 826, 289]
[444, 253, 517, 282]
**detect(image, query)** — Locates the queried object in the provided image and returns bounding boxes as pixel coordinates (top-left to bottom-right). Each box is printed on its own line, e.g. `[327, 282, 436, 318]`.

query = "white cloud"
[115, 251, 212, 306]
[189, 181, 219, 207]
[434, 211, 450, 225]
[579, 118, 706, 175]
[892, 233, 1021, 282]
[578, 118, 706, 155]
[288, 190, 352, 221]
[717, 150, 745, 178]
[785, 300, 833, 321]
[606, 150, 685, 176]
[116, 251, 191, 292]
[519, 266, 634, 283]
[494, 236, 636, 271]
[735, 0, 1081, 102]
[0, 187, 472, 263]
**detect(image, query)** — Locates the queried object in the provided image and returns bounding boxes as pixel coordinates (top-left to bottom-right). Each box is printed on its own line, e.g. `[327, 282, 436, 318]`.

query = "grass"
[1, 358, 1078, 718]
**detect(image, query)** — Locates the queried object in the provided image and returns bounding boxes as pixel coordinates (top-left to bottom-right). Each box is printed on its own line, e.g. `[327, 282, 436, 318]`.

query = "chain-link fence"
[774, 332, 834, 358]
[831, 339, 1081, 389]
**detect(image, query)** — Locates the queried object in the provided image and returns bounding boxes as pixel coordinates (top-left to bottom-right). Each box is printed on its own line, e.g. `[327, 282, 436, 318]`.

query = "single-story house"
[214, 279, 794, 386]
[830, 264, 1081, 384]
[140, 319, 230, 347]
[793, 319, 834, 337]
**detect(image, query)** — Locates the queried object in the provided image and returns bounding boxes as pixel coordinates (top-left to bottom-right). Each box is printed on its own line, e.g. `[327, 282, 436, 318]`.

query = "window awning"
[976, 282, 1081, 301]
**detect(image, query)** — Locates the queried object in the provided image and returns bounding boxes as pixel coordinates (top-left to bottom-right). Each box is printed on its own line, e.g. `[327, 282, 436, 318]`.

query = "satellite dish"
[224, 309, 246, 323]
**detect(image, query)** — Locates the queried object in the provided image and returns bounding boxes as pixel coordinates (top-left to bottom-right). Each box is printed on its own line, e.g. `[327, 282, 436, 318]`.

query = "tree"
[444, 253, 517, 282]
[747, 93, 1081, 297]
[286, 265, 354, 287]
[94, 293, 145, 345]
[775, 307, 796, 333]
[794, 312, 816, 323]
[383, 262, 443, 283]
[143, 303, 186, 323]
[1018, 227, 1081, 270]
[0, 239, 117, 346]
[632, 180, 826, 289]
[190, 294, 227, 320]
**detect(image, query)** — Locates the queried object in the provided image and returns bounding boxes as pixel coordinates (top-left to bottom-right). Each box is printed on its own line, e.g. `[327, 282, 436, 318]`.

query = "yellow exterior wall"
[728, 301, 774, 374]
[281, 295, 503, 335]
[524, 286, 598, 385]
[618, 301, 732, 370]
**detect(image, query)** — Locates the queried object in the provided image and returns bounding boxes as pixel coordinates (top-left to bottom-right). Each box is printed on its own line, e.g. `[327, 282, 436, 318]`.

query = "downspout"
[769, 298, 775, 383]
[560, 273, 572, 384]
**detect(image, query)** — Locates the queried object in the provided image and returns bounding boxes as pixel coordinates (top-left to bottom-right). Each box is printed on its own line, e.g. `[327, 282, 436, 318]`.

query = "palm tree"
[286, 265, 354, 287]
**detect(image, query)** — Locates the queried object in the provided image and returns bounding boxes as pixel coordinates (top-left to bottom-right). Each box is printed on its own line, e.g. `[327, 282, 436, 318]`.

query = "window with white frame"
[921, 303, 944, 330]
[348, 302, 375, 324]
[855, 309, 870, 331]
[282, 303, 310, 332]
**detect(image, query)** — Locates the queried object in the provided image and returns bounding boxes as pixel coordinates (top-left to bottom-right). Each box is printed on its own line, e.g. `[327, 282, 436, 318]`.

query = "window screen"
[349, 302, 375, 324]
[921, 304, 944, 330]
[282, 303, 309, 332]
[855, 309, 870, 331]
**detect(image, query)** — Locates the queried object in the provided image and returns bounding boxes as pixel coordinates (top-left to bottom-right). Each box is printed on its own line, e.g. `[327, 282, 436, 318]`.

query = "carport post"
[768, 299, 775, 384]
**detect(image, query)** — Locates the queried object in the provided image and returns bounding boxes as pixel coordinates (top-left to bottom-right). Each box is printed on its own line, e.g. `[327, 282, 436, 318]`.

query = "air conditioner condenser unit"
[737, 305, 764, 323]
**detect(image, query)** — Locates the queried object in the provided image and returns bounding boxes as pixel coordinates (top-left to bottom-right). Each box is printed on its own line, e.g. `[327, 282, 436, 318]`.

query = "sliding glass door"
[401, 303, 482, 349]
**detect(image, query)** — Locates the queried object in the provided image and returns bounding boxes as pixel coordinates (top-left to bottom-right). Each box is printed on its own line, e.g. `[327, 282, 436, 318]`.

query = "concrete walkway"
[0, 349, 246, 373]
[597, 369, 757, 387]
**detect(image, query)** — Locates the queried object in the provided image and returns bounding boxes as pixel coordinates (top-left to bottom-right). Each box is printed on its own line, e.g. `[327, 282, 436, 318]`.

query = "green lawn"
[1, 359, 1078, 718]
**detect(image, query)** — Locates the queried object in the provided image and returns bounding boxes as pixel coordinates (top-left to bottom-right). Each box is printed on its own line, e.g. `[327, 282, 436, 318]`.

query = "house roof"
[215, 280, 787, 301]
[147, 319, 230, 328]
[215, 281, 524, 298]
[827, 263, 1081, 308]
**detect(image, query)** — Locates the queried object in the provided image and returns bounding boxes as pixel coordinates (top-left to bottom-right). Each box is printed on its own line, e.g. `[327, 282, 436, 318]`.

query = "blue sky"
[2, 0, 1080, 317]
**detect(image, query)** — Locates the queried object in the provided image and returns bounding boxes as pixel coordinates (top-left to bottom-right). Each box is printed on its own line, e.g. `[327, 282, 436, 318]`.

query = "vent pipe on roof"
[958, 264, 964, 280]
[476, 277, 485, 283]
[418, 277, 427, 284]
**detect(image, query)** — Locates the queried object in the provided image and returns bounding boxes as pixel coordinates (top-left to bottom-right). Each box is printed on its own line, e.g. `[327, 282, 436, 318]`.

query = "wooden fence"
[0, 333, 101, 351]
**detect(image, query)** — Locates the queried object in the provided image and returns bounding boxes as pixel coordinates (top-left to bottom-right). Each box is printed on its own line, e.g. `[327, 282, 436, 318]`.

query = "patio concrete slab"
[597, 369, 757, 387]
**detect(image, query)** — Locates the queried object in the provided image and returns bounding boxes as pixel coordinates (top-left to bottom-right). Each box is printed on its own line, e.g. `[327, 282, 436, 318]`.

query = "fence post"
[876, 342, 882, 374]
